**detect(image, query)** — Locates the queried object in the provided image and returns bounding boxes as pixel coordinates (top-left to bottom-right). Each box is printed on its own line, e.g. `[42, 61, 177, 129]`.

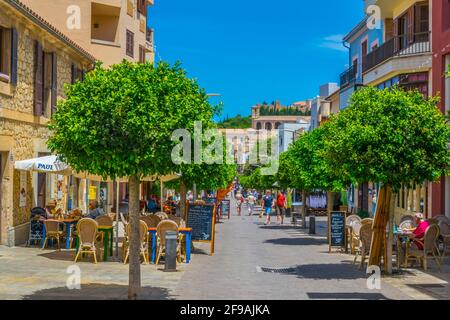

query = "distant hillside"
[217, 115, 252, 129]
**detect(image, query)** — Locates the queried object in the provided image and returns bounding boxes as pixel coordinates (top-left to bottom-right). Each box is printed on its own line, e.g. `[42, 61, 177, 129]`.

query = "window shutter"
[51, 52, 57, 115]
[393, 18, 399, 52]
[34, 41, 43, 116]
[81, 69, 86, 81]
[407, 6, 415, 44]
[71, 63, 77, 84]
[10, 28, 18, 86]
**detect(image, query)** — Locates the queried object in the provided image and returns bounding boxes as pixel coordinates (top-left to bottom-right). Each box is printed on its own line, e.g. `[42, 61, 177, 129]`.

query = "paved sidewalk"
[0, 198, 449, 300]
[173, 199, 410, 300]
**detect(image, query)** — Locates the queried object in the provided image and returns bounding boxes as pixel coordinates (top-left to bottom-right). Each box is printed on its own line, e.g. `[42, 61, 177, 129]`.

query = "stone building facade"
[0, 0, 95, 245]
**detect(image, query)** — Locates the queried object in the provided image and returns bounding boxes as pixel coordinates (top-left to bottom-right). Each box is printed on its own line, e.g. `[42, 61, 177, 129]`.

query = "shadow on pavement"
[38, 250, 75, 261]
[260, 263, 367, 280]
[307, 292, 389, 300]
[264, 237, 326, 246]
[22, 283, 172, 300]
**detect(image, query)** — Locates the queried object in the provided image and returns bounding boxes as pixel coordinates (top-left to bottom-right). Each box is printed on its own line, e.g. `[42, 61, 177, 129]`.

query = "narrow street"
[174, 198, 410, 300]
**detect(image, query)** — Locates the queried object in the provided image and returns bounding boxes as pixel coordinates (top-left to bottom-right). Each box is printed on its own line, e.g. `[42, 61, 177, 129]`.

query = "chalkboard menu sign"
[221, 200, 230, 220]
[329, 211, 346, 252]
[187, 203, 216, 255]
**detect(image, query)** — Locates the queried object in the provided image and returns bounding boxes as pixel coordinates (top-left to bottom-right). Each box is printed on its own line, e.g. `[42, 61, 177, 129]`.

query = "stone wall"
[0, 7, 93, 245]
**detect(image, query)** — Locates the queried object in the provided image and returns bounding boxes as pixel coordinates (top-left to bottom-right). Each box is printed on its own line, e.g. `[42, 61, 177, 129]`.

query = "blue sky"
[148, 0, 364, 120]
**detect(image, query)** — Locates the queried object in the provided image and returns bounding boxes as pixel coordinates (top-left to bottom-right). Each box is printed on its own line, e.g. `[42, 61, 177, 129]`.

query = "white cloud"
[319, 34, 347, 52]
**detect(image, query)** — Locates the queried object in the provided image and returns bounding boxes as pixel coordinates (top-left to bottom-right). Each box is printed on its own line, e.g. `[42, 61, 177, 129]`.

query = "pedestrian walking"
[247, 191, 256, 216]
[263, 191, 274, 225]
[235, 191, 243, 216]
[276, 190, 286, 225]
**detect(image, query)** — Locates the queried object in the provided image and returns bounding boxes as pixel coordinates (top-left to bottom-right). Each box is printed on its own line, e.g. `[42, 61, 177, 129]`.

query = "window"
[34, 42, 57, 117]
[139, 45, 146, 63]
[126, 30, 134, 57]
[0, 28, 11, 80]
[0, 27, 18, 84]
[137, 0, 147, 15]
[71, 64, 84, 84]
[444, 0, 450, 31]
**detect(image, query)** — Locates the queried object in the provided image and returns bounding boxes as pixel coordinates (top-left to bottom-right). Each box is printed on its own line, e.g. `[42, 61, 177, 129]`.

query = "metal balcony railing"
[339, 64, 362, 88]
[362, 31, 430, 73]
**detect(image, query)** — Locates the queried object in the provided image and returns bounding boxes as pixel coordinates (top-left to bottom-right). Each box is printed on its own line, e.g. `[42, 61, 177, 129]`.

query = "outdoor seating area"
[345, 212, 450, 272]
[26, 207, 192, 267]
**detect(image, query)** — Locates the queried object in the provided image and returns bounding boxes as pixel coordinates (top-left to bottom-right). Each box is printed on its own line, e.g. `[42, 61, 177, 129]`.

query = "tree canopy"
[48, 61, 217, 179]
[324, 86, 450, 192]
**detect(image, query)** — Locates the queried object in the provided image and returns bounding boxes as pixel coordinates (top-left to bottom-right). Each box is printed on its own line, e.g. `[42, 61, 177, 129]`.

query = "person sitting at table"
[87, 200, 104, 219]
[399, 212, 430, 265]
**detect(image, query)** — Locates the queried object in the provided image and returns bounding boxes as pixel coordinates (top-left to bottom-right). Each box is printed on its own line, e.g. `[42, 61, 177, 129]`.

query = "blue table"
[42, 219, 77, 249]
[148, 228, 192, 264]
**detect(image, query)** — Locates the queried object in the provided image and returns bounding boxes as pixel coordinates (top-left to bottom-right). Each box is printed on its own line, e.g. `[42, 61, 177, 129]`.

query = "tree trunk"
[385, 192, 396, 274]
[180, 181, 187, 220]
[193, 183, 197, 201]
[368, 185, 392, 268]
[301, 190, 307, 229]
[128, 175, 141, 299]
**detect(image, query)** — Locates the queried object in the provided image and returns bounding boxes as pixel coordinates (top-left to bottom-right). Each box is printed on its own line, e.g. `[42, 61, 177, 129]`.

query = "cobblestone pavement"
[0, 198, 449, 300]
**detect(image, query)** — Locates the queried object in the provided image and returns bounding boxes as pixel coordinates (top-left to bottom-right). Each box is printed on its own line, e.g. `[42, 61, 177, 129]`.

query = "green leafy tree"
[325, 86, 450, 271]
[48, 61, 217, 298]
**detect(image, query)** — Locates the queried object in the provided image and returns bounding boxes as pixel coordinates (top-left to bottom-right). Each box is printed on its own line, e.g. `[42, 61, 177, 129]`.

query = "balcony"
[362, 31, 430, 73]
[91, 2, 120, 44]
[339, 64, 362, 88]
[146, 28, 154, 52]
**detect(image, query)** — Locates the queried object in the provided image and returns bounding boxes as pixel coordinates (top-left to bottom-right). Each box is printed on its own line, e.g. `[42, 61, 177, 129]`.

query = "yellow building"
[0, 0, 96, 245]
[20, 0, 155, 66]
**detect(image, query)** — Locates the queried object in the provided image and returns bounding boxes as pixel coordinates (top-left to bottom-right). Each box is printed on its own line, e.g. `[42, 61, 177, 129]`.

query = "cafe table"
[148, 227, 192, 264]
[98, 225, 114, 261]
[393, 230, 413, 270]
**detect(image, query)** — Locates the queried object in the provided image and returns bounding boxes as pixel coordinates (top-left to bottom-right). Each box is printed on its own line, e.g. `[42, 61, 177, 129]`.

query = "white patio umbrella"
[14, 155, 72, 175]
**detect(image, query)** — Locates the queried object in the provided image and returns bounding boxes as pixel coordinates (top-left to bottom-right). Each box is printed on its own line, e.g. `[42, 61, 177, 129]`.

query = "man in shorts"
[263, 191, 274, 225]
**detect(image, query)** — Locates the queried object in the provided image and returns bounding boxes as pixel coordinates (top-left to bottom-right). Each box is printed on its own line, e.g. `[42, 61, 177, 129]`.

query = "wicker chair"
[400, 215, 414, 224]
[405, 224, 441, 271]
[361, 218, 374, 226]
[155, 211, 169, 220]
[142, 215, 162, 228]
[168, 216, 187, 228]
[399, 220, 416, 231]
[438, 221, 450, 257]
[155, 220, 182, 266]
[74, 218, 99, 264]
[42, 220, 64, 250]
[435, 215, 450, 225]
[123, 220, 149, 264]
[95, 215, 113, 258]
[95, 215, 113, 227]
[350, 220, 362, 255]
[353, 223, 373, 270]
[345, 215, 361, 254]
